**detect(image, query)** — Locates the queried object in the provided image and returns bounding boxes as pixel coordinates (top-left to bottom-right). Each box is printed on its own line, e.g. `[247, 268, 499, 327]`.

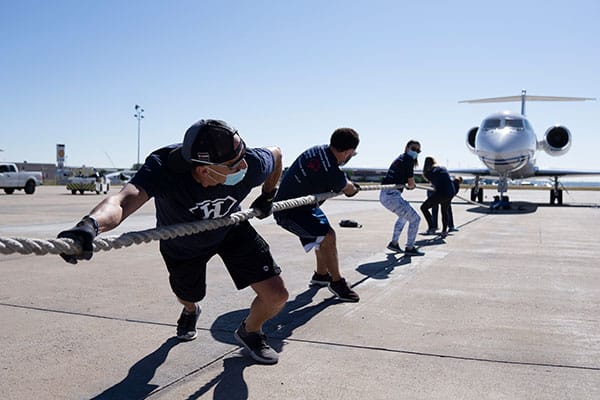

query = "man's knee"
[257, 276, 289, 306]
[268, 285, 289, 307]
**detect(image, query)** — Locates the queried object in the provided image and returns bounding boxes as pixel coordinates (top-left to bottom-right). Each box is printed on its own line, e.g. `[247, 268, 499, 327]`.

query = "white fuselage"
[475, 111, 537, 179]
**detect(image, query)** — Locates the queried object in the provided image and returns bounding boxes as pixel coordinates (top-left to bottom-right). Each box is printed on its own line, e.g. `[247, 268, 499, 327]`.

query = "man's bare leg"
[315, 230, 342, 281]
[245, 275, 288, 332]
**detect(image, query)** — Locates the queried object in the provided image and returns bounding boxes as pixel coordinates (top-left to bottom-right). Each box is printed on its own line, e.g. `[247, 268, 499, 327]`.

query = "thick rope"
[0, 184, 403, 257]
[414, 183, 490, 208]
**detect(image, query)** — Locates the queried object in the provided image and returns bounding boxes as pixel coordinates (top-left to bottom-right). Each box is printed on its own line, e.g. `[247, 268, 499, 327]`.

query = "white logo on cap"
[194, 152, 211, 162]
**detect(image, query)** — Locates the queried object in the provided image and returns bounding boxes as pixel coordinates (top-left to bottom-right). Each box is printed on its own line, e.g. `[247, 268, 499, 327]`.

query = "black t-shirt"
[381, 153, 414, 191]
[130, 144, 274, 259]
[424, 166, 455, 197]
[274, 144, 347, 205]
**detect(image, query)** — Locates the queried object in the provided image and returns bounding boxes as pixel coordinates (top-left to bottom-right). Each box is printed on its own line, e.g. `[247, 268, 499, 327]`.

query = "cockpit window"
[505, 119, 524, 128]
[482, 119, 501, 129]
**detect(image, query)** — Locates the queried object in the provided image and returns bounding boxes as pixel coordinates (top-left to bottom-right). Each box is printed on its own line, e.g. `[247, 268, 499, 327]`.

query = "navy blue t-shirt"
[274, 145, 347, 205]
[381, 153, 414, 191]
[130, 145, 274, 259]
[425, 166, 455, 197]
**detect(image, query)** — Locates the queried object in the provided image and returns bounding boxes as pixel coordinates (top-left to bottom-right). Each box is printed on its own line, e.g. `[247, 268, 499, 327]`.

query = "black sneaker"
[310, 272, 332, 287]
[328, 278, 360, 302]
[176, 304, 201, 341]
[386, 241, 403, 253]
[404, 246, 425, 256]
[234, 322, 279, 364]
[448, 227, 459, 232]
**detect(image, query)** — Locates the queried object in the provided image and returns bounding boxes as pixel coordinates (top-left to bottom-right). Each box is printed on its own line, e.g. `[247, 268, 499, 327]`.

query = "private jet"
[105, 170, 136, 186]
[454, 90, 598, 207]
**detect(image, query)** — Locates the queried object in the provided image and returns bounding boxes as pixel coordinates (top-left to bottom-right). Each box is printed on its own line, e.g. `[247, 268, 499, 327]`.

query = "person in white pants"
[379, 140, 424, 256]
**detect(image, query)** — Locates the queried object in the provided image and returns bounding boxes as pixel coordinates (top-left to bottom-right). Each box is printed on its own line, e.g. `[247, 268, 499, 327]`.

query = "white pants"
[379, 189, 421, 248]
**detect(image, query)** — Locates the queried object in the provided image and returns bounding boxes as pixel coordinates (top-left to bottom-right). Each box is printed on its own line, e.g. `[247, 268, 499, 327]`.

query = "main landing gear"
[549, 176, 564, 205]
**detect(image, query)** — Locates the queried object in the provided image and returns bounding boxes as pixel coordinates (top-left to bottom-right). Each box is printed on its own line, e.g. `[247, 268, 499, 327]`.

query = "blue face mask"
[406, 150, 419, 160]
[210, 166, 247, 186]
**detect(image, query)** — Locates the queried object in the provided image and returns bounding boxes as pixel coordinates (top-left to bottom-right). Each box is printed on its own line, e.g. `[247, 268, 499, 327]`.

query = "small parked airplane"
[105, 170, 136, 186]
[453, 90, 598, 207]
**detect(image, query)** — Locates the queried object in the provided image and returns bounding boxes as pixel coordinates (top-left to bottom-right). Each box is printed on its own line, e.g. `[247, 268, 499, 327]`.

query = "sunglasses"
[410, 147, 421, 153]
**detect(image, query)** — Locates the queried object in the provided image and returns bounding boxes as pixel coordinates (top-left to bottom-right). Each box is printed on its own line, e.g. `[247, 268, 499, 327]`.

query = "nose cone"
[476, 128, 534, 173]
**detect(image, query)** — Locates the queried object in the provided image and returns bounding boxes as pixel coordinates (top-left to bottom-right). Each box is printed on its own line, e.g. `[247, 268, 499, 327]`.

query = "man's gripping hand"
[251, 188, 278, 219]
[345, 183, 361, 197]
[57, 216, 98, 264]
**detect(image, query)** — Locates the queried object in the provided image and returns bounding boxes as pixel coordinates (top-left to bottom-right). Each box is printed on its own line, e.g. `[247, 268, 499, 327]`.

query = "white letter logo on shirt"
[189, 196, 238, 219]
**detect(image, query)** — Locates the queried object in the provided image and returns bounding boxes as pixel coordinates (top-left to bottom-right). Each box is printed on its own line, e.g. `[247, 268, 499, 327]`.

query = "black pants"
[421, 193, 452, 232]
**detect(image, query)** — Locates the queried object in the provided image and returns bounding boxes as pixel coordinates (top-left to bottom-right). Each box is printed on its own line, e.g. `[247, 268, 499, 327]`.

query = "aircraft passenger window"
[482, 119, 501, 129]
[505, 119, 524, 128]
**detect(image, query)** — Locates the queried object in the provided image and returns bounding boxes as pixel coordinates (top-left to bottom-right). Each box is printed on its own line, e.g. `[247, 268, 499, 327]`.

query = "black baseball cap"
[168, 119, 246, 172]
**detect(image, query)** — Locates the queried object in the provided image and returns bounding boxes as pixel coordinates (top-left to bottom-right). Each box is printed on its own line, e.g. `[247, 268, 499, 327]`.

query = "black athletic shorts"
[161, 221, 281, 302]
[274, 206, 332, 250]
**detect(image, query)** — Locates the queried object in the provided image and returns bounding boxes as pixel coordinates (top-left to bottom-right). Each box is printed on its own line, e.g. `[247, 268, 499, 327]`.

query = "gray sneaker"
[176, 304, 201, 341]
[234, 322, 279, 364]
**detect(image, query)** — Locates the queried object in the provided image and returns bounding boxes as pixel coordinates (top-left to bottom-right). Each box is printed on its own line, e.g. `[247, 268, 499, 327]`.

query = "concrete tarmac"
[1, 186, 599, 399]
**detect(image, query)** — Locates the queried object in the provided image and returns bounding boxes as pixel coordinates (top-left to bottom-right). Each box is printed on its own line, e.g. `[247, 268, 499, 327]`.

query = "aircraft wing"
[447, 167, 600, 178]
[533, 168, 600, 177]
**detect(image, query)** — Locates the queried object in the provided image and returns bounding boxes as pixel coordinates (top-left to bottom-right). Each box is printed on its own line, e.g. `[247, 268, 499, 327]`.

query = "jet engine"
[538, 125, 572, 156]
[466, 126, 478, 154]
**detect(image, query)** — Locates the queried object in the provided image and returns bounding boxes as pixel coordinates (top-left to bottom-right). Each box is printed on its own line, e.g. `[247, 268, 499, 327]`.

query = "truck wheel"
[24, 180, 36, 194]
[71, 190, 77, 195]
[4, 188, 15, 194]
[79, 190, 84, 195]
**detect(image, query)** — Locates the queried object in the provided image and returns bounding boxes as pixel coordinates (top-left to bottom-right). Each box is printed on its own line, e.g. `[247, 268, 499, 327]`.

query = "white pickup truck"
[0, 162, 44, 194]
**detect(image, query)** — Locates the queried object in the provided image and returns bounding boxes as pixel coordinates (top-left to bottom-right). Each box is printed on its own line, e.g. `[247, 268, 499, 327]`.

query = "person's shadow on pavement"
[186, 285, 339, 399]
[210, 285, 337, 350]
[90, 337, 180, 400]
[356, 253, 412, 280]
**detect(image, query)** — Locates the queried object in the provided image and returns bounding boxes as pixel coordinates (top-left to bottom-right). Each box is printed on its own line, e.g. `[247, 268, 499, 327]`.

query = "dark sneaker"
[234, 323, 279, 364]
[440, 231, 448, 238]
[448, 227, 459, 232]
[386, 241, 403, 253]
[310, 272, 332, 287]
[176, 304, 201, 341]
[404, 246, 425, 256]
[328, 278, 360, 302]
[424, 228, 437, 235]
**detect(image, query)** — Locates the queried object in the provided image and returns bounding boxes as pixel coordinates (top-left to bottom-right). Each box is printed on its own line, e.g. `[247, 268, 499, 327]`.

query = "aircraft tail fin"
[459, 89, 595, 115]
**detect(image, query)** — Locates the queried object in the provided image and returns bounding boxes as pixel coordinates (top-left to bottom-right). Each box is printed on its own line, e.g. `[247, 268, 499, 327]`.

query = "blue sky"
[1, 0, 598, 171]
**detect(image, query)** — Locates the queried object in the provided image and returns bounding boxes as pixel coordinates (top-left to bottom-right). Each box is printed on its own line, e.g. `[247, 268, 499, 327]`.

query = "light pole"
[134, 104, 145, 167]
